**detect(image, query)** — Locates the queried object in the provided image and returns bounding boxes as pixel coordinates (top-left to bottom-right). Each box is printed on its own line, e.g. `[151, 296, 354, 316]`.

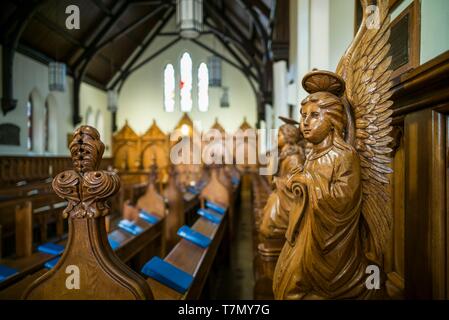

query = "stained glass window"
[198, 62, 209, 112]
[164, 64, 175, 112]
[180, 52, 192, 112]
[44, 101, 49, 152]
[27, 97, 33, 151]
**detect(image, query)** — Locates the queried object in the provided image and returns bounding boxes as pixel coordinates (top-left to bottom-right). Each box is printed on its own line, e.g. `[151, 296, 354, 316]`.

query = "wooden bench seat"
[0, 215, 164, 295]
[146, 212, 227, 300]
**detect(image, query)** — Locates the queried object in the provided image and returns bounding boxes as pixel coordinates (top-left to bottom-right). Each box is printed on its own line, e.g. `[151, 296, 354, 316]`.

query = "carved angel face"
[300, 102, 332, 144]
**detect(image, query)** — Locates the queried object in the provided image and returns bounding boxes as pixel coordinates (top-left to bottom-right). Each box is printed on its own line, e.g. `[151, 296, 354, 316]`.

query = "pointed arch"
[198, 62, 209, 112]
[164, 63, 175, 112]
[180, 52, 192, 112]
[45, 94, 59, 154]
[95, 110, 105, 139]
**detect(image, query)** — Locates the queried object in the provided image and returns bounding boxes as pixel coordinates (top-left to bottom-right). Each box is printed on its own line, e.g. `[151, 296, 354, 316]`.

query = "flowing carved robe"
[273, 141, 379, 299]
[260, 146, 304, 237]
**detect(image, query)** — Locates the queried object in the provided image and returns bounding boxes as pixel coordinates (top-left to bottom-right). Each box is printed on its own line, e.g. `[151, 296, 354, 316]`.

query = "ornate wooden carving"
[235, 117, 258, 173]
[273, 0, 394, 299]
[172, 113, 203, 190]
[136, 161, 167, 219]
[140, 120, 170, 183]
[113, 121, 140, 171]
[256, 120, 305, 299]
[23, 126, 153, 300]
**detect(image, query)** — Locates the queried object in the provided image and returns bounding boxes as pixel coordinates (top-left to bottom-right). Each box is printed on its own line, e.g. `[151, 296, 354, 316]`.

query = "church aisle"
[213, 178, 254, 299]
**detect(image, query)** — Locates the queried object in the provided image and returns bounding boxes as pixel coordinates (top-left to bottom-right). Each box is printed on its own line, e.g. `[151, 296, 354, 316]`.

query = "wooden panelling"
[0, 156, 113, 187]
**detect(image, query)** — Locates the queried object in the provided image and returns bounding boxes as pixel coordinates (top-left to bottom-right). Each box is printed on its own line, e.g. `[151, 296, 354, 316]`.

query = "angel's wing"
[337, 0, 394, 264]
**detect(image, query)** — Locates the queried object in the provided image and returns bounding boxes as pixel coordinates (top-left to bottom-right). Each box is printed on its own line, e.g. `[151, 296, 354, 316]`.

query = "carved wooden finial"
[24, 126, 153, 300]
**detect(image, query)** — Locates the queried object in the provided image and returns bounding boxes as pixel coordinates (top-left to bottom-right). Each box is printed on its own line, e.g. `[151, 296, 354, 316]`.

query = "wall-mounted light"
[48, 62, 67, 92]
[207, 56, 221, 87]
[107, 89, 118, 113]
[176, 0, 203, 39]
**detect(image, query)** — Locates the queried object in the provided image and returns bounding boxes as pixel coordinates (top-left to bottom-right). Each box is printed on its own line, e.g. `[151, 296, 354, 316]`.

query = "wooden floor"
[213, 182, 254, 299]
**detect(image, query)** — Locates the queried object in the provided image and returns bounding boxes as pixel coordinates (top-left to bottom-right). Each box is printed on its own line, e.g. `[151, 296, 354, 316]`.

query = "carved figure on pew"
[23, 126, 153, 300]
[136, 158, 167, 219]
[259, 118, 305, 238]
[200, 163, 230, 209]
[273, 0, 394, 300]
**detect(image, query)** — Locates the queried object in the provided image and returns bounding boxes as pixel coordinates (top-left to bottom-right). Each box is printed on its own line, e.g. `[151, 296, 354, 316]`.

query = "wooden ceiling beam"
[108, 7, 175, 90]
[72, 0, 130, 73]
[89, 0, 113, 16]
[204, 1, 262, 60]
[241, 0, 271, 62]
[247, 0, 271, 17]
[204, 18, 262, 61]
[95, 4, 169, 52]
[33, 13, 86, 48]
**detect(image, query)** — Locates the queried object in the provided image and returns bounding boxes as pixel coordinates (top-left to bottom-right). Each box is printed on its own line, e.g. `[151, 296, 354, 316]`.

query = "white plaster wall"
[329, 0, 355, 71]
[0, 47, 111, 156]
[420, 0, 449, 64]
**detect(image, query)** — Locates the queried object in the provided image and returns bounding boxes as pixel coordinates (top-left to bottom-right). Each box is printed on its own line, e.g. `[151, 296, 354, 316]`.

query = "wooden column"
[404, 107, 447, 299]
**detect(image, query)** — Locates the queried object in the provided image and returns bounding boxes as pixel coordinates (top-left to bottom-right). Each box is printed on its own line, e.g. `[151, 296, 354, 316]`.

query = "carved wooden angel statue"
[273, 0, 394, 300]
[259, 118, 305, 238]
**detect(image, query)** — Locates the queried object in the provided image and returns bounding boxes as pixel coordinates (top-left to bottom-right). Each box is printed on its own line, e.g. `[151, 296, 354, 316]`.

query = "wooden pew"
[146, 213, 227, 299]
[144, 164, 240, 299]
[250, 173, 276, 299]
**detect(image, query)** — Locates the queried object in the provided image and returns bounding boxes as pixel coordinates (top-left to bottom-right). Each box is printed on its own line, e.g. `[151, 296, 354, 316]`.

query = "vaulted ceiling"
[1, 0, 289, 123]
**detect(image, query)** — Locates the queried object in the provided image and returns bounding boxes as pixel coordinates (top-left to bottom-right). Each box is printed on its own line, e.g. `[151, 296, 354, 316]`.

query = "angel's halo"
[302, 70, 346, 97]
[279, 116, 300, 126]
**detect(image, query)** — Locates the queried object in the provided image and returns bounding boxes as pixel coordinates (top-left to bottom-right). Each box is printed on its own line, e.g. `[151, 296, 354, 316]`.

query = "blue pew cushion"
[37, 242, 65, 255]
[118, 219, 144, 236]
[139, 210, 160, 224]
[177, 225, 211, 248]
[197, 208, 222, 224]
[186, 186, 200, 195]
[44, 257, 60, 270]
[0, 264, 19, 282]
[205, 201, 227, 215]
[107, 234, 121, 250]
[141, 257, 193, 294]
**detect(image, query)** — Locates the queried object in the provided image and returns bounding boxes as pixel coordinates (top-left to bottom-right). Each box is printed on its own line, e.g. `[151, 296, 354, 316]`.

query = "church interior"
[0, 0, 448, 301]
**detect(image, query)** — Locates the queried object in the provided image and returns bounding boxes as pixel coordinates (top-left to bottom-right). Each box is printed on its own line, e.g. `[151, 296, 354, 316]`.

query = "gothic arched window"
[164, 64, 175, 112]
[198, 62, 209, 112]
[26, 96, 33, 151]
[44, 100, 49, 152]
[180, 52, 192, 112]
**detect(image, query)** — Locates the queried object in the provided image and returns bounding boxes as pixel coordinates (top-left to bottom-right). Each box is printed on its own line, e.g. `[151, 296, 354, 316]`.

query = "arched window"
[44, 100, 49, 152]
[198, 62, 209, 112]
[26, 96, 33, 151]
[164, 64, 175, 112]
[86, 107, 95, 126]
[180, 52, 192, 112]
